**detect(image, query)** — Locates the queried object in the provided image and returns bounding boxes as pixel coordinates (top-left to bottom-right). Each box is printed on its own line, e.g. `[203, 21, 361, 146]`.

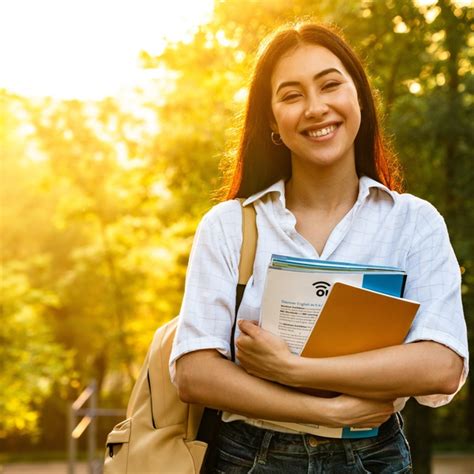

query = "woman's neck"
[285, 162, 359, 214]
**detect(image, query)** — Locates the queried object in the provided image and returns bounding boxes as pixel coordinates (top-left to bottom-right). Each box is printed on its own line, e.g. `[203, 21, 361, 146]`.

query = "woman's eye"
[282, 93, 300, 101]
[323, 81, 340, 91]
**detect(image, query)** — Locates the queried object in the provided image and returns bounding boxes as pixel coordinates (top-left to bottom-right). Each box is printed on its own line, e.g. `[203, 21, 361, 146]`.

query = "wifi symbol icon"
[312, 281, 331, 297]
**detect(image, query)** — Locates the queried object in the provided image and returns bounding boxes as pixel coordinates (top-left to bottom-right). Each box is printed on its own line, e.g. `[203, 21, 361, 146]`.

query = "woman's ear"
[269, 115, 278, 134]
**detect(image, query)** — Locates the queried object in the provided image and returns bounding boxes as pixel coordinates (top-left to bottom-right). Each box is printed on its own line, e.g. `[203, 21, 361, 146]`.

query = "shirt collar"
[242, 175, 394, 207]
[242, 179, 287, 207]
[357, 176, 394, 203]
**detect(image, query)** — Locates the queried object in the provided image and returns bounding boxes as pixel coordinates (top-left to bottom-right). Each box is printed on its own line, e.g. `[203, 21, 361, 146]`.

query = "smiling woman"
[171, 21, 468, 474]
[0, 0, 213, 99]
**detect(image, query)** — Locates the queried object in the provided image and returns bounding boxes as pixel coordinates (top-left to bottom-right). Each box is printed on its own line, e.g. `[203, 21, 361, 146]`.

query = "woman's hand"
[325, 394, 396, 428]
[236, 320, 297, 385]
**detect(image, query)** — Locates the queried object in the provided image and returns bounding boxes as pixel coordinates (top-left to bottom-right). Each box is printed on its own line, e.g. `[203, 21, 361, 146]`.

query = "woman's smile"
[302, 122, 340, 140]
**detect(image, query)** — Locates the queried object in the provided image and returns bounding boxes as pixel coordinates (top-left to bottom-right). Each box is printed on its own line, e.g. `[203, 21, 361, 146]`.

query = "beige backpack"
[103, 201, 257, 474]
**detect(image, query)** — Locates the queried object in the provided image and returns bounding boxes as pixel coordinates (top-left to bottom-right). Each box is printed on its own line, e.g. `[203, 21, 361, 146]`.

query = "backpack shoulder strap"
[238, 199, 257, 284]
[229, 199, 257, 362]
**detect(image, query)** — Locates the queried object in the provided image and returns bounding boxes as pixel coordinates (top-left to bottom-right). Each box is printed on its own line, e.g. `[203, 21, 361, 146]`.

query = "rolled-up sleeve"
[403, 202, 468, 407]
[169, 200, 242, 383]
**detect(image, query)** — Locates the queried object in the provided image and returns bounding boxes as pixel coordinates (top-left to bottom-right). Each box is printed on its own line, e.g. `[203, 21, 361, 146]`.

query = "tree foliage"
[0, 261, 71, 437]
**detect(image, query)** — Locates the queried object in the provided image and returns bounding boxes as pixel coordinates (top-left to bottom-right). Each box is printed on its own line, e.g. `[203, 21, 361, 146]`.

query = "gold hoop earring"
[271, 132, 283, 146]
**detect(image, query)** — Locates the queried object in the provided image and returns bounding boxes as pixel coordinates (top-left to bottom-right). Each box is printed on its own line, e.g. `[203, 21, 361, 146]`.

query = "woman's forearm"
[175, 349, 395, 427]
[237, 321, 463, 399]
[176, 349, 334, 424]
[283, 341, 463, 399]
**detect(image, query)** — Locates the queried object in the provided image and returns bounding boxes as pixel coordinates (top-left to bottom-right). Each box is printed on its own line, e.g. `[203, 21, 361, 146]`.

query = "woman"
[170, 22, 468, 472]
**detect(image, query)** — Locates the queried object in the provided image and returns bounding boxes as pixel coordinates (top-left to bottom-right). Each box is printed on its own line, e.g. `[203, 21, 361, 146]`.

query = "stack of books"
[259, 255, 419, 439]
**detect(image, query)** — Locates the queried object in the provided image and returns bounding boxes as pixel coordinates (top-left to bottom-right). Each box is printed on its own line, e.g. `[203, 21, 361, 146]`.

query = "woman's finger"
[238, 319, 260, 336]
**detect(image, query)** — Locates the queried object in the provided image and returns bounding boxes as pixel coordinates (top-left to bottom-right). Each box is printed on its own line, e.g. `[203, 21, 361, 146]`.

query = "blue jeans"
[211, 414, 412, 473]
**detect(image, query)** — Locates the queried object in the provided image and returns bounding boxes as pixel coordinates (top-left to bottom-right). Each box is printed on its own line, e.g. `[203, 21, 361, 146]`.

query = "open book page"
[260, 268, 363, 355]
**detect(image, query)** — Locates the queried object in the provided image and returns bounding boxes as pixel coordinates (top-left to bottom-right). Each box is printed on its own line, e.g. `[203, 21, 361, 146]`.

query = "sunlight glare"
[452, 0, 473, 6]
[0, 0, 214, 99]
[413, 0, 438, 6]
[409, 82, 422, 94]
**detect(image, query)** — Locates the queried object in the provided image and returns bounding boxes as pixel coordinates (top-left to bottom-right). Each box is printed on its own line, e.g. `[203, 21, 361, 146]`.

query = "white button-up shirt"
[170, 176, 468, 416]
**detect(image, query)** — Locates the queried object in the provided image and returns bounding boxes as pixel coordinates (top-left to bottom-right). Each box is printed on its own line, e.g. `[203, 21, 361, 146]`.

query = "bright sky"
[0, 0, 214, 99]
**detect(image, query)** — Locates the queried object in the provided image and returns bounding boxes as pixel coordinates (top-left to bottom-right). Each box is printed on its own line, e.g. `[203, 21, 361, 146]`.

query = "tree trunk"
[468, 347, 474, 442]
[404, 399, 432, 473]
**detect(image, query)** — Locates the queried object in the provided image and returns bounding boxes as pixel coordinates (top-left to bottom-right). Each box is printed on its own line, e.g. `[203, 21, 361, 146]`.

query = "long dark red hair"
[223, 22, 402, 199]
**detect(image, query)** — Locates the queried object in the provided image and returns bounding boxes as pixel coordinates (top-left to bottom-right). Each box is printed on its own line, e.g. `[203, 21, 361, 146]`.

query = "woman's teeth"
[307, 124, 337, 137]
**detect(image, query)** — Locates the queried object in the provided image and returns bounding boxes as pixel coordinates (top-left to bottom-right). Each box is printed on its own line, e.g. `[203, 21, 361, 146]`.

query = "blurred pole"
[68, 404, 76, 474]
[88, 380, 98, 474]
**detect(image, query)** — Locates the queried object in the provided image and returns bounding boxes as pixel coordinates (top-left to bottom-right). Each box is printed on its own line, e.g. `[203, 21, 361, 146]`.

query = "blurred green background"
[1, 0, 472, 472]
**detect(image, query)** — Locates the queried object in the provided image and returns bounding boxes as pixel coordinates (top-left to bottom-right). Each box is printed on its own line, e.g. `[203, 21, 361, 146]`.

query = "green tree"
[0, 261, 71, 437]
[25, 96, 187, 394]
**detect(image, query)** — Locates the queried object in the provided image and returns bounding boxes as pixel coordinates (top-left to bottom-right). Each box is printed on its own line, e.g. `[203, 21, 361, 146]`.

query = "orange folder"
[301, 282, 419, 359]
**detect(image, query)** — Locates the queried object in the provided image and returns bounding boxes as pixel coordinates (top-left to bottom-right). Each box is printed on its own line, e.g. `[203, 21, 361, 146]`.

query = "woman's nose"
[304, 94, 329, 119]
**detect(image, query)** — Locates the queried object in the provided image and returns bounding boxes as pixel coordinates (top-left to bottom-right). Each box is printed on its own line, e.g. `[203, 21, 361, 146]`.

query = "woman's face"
[270, 44, 361, 170]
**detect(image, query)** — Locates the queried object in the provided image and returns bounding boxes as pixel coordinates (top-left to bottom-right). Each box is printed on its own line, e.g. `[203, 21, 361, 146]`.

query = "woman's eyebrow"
[275, 68, 343, 94]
